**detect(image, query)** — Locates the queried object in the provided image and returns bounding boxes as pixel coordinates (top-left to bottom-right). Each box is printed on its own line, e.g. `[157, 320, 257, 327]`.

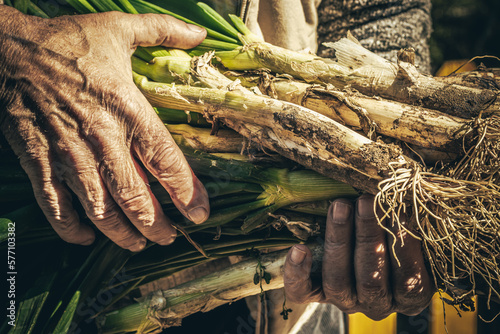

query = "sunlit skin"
[0, 6, 209, 252]
[284, 194, 434, 320]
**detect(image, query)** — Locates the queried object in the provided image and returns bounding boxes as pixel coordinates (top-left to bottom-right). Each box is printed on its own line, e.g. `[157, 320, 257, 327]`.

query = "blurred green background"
[430, 0, 500, 72]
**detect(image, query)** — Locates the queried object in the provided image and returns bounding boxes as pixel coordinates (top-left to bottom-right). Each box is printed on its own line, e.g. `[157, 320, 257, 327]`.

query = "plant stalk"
[234, 75, 471, 150]
[216, 37, 500, 119]
[133, 71, 408, 193]
[98, 244, 323, 333]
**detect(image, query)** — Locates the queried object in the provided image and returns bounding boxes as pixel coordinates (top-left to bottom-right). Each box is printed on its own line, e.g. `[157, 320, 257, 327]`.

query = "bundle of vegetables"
[2, 0, 500, 333]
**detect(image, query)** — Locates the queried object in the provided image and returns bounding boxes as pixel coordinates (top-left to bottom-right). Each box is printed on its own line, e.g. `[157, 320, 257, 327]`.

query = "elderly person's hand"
[284, 194, 434, 320]
[0, 6, 210, 251]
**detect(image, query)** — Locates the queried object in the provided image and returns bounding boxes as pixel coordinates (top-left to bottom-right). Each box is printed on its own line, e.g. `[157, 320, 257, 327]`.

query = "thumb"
[119, 13, 207, 49]
[284, 245, 323, 304]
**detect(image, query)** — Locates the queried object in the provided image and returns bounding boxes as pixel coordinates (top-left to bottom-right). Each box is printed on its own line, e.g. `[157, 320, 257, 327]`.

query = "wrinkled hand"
[284, 194, 434, 320]
[0, 6, 210, 251]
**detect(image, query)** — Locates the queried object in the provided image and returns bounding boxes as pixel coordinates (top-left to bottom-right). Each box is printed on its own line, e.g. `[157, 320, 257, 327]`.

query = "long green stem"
[129, 0, 240, 44]
[65, 0, 97, 13]
[155, 107, 210, 126]
[186, 198, 269, 233]
[129, 239, 299, 285]
[195, 2, 240, 39]
[87, 0, 122, 12]
[197, 38, 241, 51]
[13, 0, 29, 13]
[231, 74, 469, 151]
[134, 46, 170, 62]
[99, 244, 324, 333]
[133, 71, 396, 193]
[115, 0, 138, 13]
[27, 2, 49, 18]
[131, 55, 191, 83]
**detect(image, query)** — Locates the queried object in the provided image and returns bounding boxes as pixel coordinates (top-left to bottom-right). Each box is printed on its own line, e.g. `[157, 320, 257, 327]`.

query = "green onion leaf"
[52, 291, 80, 334]
[196, 2, 240, 39]
[130, 0, 240, 44]
[27, 2, 50, 18]
[115, 0, 139, 14]
[87, 0, 122, 12]
[65, 0, 98, 14]
[12, 0, 29, 13]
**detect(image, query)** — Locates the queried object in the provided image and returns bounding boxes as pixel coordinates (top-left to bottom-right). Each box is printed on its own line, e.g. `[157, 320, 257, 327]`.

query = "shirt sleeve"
[245, 0, 322, 52]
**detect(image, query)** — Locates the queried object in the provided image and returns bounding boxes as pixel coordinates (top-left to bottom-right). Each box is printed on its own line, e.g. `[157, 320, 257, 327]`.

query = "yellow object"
[430, 293, 477, 334]
[347, 293, 477, 334]
[348, 312, 397, 334]
[435, 60, 477, 77]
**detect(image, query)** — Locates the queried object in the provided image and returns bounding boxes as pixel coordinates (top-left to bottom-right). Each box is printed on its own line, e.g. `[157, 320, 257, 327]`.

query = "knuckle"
[116, 189, 151, 215]
[394, 274, 427, 300]
[87, 207, 142, 250]
[39, 203, 82, 244]
[148, 141, 181, 173]
[150, 15, 174, 44]
[36, 184, 75, 231]
[133, 14, 174, 46]
[19, 151, 47, 175]
[98, 162, 125, 184]
[358, 283, 390, 303]
[394, 283, 433, 313]
[396, 287, 423, 304]
[356, 234, 385, 246]
[92, 212, 125, 233]
[45, 208, 76, 231]
[86, 199, 120, 225]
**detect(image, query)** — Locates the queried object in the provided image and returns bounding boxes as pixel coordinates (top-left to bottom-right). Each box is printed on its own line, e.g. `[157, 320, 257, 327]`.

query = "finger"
[130, 94, 210, 224]
[87, 119, 177, 246]
[132, 157, 177, 241]
[53, 138, 147, 252]
[388, 212, 433, 315]
[1, 118, 95, 246]
[28, 159, 95, 246]
[116, 12, 207, 49]
[284, 245, 324, 304]
[354, 194, 393, 320]
[322, 199, 357, 311]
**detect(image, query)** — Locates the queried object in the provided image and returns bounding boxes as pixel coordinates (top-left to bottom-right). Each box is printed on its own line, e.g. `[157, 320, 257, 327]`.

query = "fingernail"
[187, 24, 206, 34]
[130, 239, 147, 252]
[357, 195, 375, 218]
[332, 201, 352, 222]
[187, 206, 209, 224]
[290, 246, 306, 265]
